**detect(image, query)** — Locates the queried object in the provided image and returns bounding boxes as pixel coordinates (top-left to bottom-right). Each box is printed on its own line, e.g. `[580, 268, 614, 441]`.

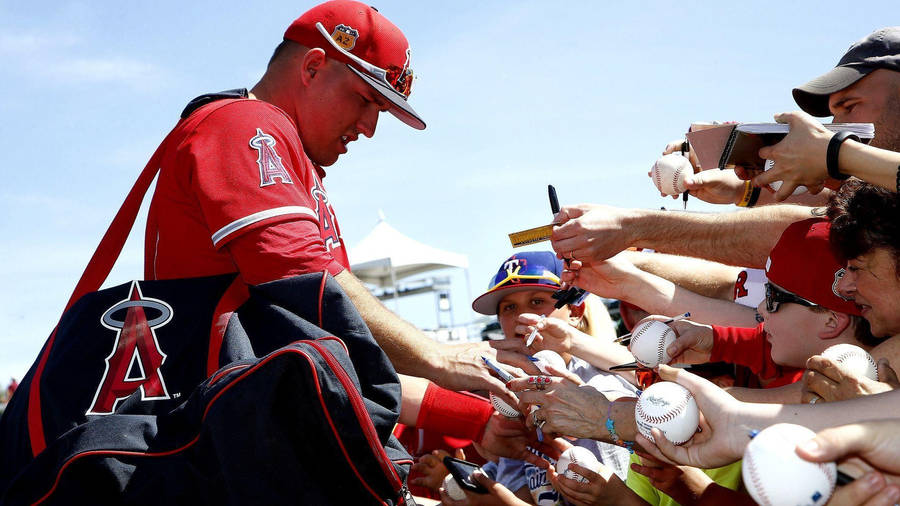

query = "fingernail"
[886, 486, 900, 501]
[866, 471, 881, 486]
[796, 438, 821, 455]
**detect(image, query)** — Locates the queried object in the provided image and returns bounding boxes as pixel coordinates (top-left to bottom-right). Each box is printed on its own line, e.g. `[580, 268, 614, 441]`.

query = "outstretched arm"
[551, 203, 816, 269]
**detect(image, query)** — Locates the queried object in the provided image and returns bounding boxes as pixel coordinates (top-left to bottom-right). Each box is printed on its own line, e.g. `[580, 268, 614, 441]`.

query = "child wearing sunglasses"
[663, 218, 880, 397]
[471, 251, 638, 505]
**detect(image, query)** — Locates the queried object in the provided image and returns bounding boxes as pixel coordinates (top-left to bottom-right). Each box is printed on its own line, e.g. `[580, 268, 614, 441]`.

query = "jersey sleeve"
[181, 101, 324, 250]
[226, 221, 346, 285]
[710, 324, 781, 379]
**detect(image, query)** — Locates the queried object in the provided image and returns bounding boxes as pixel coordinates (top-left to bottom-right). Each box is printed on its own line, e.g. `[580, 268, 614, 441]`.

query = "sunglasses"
[764, 282, 818, 313]
[316, 22, 414, 98]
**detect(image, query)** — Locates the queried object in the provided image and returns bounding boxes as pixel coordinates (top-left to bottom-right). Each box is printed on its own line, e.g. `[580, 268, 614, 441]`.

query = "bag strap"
[63, 136, 171, 313]
[28, 133, 174, 457]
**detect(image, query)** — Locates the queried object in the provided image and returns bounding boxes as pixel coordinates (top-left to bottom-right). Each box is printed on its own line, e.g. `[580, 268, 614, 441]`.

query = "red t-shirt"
[710, 324, 803, 388]
[144, 98, 349, 284]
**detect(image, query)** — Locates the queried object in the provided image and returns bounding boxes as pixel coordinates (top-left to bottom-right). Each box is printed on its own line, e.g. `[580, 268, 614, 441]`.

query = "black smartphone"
[443, 456, 489, 494]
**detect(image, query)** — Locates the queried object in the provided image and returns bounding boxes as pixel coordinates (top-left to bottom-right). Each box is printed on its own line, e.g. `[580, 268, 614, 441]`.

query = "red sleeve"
[710, 323, 780, 378]
[226, 221, 346, 285]
[710, 324, 803, 387]
[185, 101, 323, 249]
[415, 383, 494, 443]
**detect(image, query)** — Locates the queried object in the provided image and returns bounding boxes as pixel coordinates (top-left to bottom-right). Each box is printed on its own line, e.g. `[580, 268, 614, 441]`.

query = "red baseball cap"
[284, 0, 425, 130]
[765, 218, 860, 316]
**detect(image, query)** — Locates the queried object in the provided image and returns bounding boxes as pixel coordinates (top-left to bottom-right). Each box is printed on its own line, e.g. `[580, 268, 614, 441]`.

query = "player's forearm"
[625, 205, 817, 268]
[398, 374, 430, 426]
[621, 268, 758, 328]
[335, 270, 443, 380]
[839, 140, 900, 192]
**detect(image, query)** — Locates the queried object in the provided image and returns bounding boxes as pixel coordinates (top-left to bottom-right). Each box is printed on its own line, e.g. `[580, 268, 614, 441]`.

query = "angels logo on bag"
[87, 281, 173, 415]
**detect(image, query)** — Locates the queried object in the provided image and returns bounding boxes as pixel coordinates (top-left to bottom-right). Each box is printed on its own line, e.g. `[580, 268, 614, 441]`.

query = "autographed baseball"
[651, 154, 691, 196]
[490, 392, 521, 418]
[743, 423, 837, 506]
[442, 473, 466, 501]
[628, 320, 677, 368]
[533, 350, 566, 375]
[555, 446, 600, 483]
[635, 381, 699, 445]
[821, 344, 878, 380]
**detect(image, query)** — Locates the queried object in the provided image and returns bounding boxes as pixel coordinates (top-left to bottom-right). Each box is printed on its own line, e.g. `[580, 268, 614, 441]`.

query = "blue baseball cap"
[472, 251, 564, 315]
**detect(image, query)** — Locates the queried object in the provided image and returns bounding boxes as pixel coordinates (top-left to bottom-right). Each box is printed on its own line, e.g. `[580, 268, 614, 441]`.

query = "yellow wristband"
[736, 180, 754, 207]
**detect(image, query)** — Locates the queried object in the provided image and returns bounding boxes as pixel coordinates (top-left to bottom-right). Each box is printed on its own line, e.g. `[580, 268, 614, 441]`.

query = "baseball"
[628, 320, 677, 368]
[490, 391, 521, 418]
[442, 473, 466, 501]
[635, 381, 699, 445]
[821, 344, 878, 380]
[651, 153, 691, 196]
[555, 446, 600, 483]
[743, 423, 837, 506]
[533, 350, 566, 375]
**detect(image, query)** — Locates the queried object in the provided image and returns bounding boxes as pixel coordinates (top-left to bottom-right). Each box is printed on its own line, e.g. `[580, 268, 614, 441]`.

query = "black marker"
[548, 184, 560, 214]
[681, 141, 690, 209]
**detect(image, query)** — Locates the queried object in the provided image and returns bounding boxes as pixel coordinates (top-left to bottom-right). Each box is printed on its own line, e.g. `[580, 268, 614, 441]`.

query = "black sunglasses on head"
[764, 282, 818, 313]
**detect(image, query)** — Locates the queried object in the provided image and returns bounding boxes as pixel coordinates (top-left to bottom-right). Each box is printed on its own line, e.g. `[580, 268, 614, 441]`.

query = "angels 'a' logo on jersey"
[87, 281, 172, 415]
[250, 128, 293, 187]
[311, 178, 341, 252]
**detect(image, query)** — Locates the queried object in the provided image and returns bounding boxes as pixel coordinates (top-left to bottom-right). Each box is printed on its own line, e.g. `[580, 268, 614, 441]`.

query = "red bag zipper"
[306, 339, 405, 496]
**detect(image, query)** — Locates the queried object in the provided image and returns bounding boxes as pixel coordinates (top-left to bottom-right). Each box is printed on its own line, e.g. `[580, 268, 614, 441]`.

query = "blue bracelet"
[605, 400, 635, 453]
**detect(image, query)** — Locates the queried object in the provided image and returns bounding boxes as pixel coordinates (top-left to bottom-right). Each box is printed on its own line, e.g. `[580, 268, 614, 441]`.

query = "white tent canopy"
[349, 214, 469, 288]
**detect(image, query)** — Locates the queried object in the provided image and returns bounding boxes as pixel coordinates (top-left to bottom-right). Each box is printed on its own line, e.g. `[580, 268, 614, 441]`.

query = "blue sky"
[0, 1, 894, 383]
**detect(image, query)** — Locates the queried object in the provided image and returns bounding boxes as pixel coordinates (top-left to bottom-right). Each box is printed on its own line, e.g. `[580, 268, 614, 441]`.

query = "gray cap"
[793, 27, 900, 117]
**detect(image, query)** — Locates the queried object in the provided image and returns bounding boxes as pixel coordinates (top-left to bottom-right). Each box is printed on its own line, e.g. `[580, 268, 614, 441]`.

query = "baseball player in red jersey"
[142, 0, 517, 398]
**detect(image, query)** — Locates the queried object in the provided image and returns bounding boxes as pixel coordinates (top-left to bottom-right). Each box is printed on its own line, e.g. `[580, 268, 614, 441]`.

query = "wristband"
[415, 383, 494, 443]
[746, 186, 761, 208]
[605, 398, 636, 453]
[896, 165, 899, 193]
[827, 131, 859, 181]
[736, 181, 754, 207]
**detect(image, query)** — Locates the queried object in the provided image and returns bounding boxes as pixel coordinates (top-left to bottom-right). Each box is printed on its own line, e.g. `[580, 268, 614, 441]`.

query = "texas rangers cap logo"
[331, 24, 358, 51]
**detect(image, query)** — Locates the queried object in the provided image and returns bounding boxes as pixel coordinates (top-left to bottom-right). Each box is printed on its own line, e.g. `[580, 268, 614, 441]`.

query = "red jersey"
[145, 95, 349, 284]
[710, 324, 803, 388]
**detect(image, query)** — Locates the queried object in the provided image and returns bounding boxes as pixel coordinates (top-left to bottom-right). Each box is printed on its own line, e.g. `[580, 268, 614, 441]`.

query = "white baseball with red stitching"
[555, 446, 600, 483]
[650, 154, 691, 196]
[821, 344, 878, 381]
[490, 392, 520, 418]
[628, 320, 677, 368]
[634, 381, 698, 444]
[743, 423, 836, 506]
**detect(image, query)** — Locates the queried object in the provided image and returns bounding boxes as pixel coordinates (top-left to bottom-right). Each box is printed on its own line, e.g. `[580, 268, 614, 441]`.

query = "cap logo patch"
[833, 268, 850, 300]
[331, 24, 359, 51]
[502, 258, 525, 284]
